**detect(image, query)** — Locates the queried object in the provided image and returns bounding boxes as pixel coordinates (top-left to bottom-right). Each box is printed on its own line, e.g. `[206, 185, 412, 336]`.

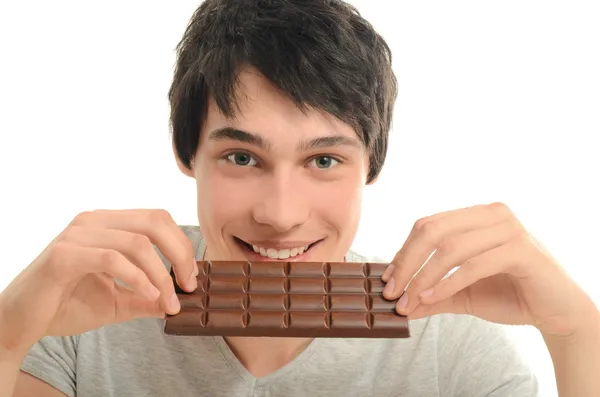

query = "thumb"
[407, 291, 468, 320]
[113, 286, 166, 322]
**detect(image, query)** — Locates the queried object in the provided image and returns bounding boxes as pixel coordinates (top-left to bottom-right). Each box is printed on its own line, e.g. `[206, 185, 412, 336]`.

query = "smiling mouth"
[233, 237, 322, 260]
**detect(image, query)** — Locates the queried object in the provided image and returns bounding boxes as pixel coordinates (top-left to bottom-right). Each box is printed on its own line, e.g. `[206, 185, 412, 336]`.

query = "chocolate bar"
[164, 261, 410, 338]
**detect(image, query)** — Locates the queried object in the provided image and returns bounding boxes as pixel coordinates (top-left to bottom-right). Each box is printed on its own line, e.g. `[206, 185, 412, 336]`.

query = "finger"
[398, 219, 523, 314]
[44, 243, 176, 313]
[417, 244, 511, 308]
[381, 208, 461, 283]
[71, 209, 197, 293]
[113, 284, 165, 323]
[384, 202, 514, 300]
[59, 226, 185, 314]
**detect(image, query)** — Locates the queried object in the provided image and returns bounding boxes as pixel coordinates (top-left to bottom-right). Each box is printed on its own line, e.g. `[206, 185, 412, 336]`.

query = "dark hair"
[169, 0, 397, 183]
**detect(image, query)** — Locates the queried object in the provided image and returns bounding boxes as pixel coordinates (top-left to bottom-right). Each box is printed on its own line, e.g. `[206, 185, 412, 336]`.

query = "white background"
[1, 1, 599, 395]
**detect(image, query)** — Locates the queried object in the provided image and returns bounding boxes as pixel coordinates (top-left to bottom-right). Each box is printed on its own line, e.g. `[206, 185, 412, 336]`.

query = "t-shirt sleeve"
[20, 335, 78, 397]
[436, 314, 540, 396]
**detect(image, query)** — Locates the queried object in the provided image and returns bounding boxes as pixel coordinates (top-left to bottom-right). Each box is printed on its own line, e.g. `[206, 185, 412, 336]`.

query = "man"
[1, 0, 598, 396]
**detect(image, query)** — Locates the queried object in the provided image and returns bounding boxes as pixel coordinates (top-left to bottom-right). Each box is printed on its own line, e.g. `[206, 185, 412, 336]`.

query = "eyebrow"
[297, 136, 362, 151]
[207, 127, 362, 152]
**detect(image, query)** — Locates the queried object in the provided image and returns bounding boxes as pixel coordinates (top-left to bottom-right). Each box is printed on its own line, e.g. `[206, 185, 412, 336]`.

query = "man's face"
[182, 68, 370, 262]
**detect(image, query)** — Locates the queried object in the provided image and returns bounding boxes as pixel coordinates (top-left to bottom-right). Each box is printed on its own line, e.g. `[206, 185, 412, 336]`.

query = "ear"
[172, 138, 195, 178]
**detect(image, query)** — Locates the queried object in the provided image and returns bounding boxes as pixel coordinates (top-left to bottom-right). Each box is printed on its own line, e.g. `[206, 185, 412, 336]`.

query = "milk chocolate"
[164, 261, 410, 338]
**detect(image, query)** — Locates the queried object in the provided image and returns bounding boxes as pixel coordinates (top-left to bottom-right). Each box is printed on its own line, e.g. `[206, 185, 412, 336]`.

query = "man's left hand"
[382, 202, 598, 337]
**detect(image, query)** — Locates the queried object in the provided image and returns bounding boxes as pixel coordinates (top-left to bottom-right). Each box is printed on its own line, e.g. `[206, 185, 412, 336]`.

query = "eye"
[309, 155, 340, 169]
[226, 152, 257, 167]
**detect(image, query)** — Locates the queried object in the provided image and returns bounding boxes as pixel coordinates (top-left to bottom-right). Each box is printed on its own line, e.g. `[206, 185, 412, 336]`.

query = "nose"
[252, 171, 310, 233]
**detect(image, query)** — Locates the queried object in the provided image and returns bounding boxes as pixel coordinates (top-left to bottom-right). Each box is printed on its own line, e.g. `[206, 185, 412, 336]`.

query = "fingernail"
[397, 293, 409, 311]
[146, 284, 160, 300]
[170, 294, 181, 312]
[188, 273, 198, 290]
[382, 264, 395, 281]
[192, 261, 199, 277]
[420, 288, 434, 299]
[383, 277, 395, 296]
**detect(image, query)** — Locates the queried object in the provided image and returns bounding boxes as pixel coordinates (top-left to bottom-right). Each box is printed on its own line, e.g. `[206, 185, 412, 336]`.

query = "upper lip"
[236, 238, 321, 250]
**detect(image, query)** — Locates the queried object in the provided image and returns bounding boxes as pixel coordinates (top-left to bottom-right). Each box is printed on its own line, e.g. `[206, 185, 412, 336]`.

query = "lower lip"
[234, 239, 321, 262]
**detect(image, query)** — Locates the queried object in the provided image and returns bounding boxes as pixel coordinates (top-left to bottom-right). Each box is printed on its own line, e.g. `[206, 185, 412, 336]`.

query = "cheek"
[311, 178, 363, 231]
[195, 166, 257, 232]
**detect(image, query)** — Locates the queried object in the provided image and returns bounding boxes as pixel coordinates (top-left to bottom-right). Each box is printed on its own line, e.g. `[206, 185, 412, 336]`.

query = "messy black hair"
[169, 0, 397, 183]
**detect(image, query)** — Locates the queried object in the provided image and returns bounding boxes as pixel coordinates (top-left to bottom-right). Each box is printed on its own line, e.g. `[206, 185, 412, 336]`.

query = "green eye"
[227, 152, 257, 166]
[311, 156, 339, 169]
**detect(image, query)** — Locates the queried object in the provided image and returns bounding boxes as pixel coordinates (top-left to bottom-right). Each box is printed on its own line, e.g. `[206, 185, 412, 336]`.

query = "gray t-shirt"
[21, 226, 539, 396]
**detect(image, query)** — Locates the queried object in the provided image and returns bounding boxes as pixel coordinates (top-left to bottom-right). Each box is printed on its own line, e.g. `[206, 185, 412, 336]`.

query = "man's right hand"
[0, 209, 198, 356]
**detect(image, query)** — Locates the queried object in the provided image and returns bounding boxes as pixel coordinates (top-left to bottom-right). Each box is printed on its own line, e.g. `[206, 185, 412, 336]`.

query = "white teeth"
[249, 243, 312, 259]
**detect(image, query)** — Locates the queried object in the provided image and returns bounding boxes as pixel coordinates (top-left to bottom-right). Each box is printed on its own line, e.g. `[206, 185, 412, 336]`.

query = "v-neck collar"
[211, 335, 323, 388]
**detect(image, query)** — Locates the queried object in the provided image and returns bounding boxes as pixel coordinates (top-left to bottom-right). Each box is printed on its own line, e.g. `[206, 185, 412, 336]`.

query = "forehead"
[201, 68, 358, 143]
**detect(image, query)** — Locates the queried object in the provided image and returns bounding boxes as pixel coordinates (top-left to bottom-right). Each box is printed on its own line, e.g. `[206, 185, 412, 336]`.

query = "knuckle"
[57, 225, 83, 242]
[417, 220, 441, 244]
[488, 201, 512, 218]
[129, 234, 153, 254]
[46, 241, 72, 271]
[412, 217, 429, 232]
[100, 249, 123, 270]
[70, 211, 95, 226]
[130, 269, 149, 289]
[149, 209, 174, 226]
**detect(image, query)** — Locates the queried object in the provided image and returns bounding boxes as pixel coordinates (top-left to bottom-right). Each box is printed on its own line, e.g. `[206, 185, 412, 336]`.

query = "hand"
[382, 202, 598, 337]
[0, 209, 197, 355]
